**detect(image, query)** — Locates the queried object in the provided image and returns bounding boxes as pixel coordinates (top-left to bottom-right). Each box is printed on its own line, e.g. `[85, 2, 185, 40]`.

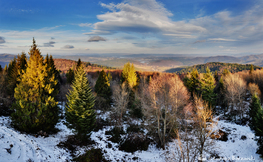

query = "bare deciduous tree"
[112, 82, 129, 127]
[223, 73, 247, 118]
[166, 104, 199, 162]
[193, 95, 217, 160]
[141, 74, 189, 149]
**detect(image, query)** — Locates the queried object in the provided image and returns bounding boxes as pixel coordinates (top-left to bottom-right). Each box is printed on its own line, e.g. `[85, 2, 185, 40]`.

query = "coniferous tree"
[198, 67, 216, 106]
[249, 94, 263, 158]
[185, 68, 200, 97]
[95, 69, 112, 105]
[66, 68, 74, 84]
[76, 58, 82, 70]
[249, 94, 263, 133]
[11, 38, 59, 133]
[218, 77, 227, 108]
[65, 65, 96, 140]
[7, 52, 27, 97]
[214, 70, 218, 82]
[17, 52, 27, 72]
[0, 65, 2, 73]
[45, 54, 60, 95]
[107, 71, 112, 82]
[4, 65, 7, 72]
[7, 57, 18, 97]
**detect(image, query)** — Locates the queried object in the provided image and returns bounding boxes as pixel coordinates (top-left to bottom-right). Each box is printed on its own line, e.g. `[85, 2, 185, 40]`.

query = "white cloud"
[43, 41, 56, 47]
[88, 36, 106, 42]
[208, 38, 236, 42]
[86, 0, 205, 37]
[78, 23, 92, 27]
[0, 37, 5, 44]
[63, 45, 74, 49]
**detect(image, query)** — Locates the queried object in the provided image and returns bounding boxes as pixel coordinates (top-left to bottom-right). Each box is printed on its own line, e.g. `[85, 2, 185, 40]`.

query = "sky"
[0, 0, 263, 56]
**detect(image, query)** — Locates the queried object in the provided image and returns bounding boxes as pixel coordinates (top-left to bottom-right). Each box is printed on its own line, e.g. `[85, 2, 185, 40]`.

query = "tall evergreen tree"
[4, 65, 7, 72]
[107, 71, 112, 82]
[249, 94, 262, 133]
[66, 68, 74, 84]
[218, 77, 227, 108]
[76, 58, 82, 70]
[11, 38, 59, 133]
[214, 70, 218, 82]
[65, 65, 96, 140]
[7, 57, 18, 96]
[0, 65, 2, 73]
[249, 94, 263, 158]
[185, 68, 200, 97]
[7, 52, 27, 97]
[198, 67, 216, 106]
[44, 54, 60, 95]
[95, 69, 112, 105]
[17, 52, 27, 72]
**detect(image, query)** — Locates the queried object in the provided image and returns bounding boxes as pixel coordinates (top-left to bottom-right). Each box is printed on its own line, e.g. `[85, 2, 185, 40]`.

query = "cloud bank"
[43, 41, 56, 47]
[84, 0, 205, 36]
[63, 45, 74, 49]
[0, 37, 6, 44]
[88, 36, 106, 42]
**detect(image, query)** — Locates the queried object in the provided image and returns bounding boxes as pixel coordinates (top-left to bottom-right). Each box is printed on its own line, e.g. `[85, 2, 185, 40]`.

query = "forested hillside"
[53, 58, 115, 73]
[166, 62, 261, 74]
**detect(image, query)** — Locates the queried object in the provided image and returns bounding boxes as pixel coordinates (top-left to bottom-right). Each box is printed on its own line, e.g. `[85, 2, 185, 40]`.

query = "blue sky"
[0, 0, 262, 55]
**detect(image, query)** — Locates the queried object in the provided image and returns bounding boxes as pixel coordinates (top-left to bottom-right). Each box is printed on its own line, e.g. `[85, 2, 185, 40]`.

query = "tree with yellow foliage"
[121, 62, 138, 88]
[11, 38, 59, 133]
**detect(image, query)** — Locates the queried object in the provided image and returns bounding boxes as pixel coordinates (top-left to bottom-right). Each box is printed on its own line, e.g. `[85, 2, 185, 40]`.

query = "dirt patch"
[210, 129, 229, 141]
[57, 135, 95, 155]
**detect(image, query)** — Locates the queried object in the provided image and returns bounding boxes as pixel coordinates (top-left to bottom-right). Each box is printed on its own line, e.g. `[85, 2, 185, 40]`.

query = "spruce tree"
[45, 54, 60, 95]
[66, 68, 74, 84]
[107, 71, 112, 82]
[95, 69, 112, 105]
[249, 94, 263, 158]
[198, 67, 216, 106]
[65, 65, 96, 140]
[7, 52, 27, 97]
[11, 38, 59, 133]
[218, 77, 227, 109]
[214, 70, 218, 82]
[185, 68, 200, 97]
[76, 58, 82, 70]
[249, 94, 262, 132]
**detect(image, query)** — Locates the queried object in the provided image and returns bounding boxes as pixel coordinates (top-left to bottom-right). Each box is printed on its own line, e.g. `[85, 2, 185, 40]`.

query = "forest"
[166, 62, 262, 74]
[0, 39, 263, 161]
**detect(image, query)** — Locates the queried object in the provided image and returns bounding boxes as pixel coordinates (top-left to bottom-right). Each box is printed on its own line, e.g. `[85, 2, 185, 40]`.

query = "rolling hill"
[165, 62, 262, 74]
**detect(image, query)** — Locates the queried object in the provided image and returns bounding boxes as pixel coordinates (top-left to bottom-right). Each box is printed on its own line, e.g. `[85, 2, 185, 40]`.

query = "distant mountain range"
[0, 54, 16, 68]
[1, 53, 263, 72]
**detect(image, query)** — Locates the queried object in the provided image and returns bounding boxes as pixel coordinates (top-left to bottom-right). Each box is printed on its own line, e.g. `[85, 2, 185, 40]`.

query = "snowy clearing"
[0, 114, 261, 162]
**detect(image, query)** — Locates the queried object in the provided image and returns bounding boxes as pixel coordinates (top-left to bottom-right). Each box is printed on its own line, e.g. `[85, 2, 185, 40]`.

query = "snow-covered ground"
[0, 117, 72, 162]
[212, 120, 260, 161]
[0, 113, 261, 161]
